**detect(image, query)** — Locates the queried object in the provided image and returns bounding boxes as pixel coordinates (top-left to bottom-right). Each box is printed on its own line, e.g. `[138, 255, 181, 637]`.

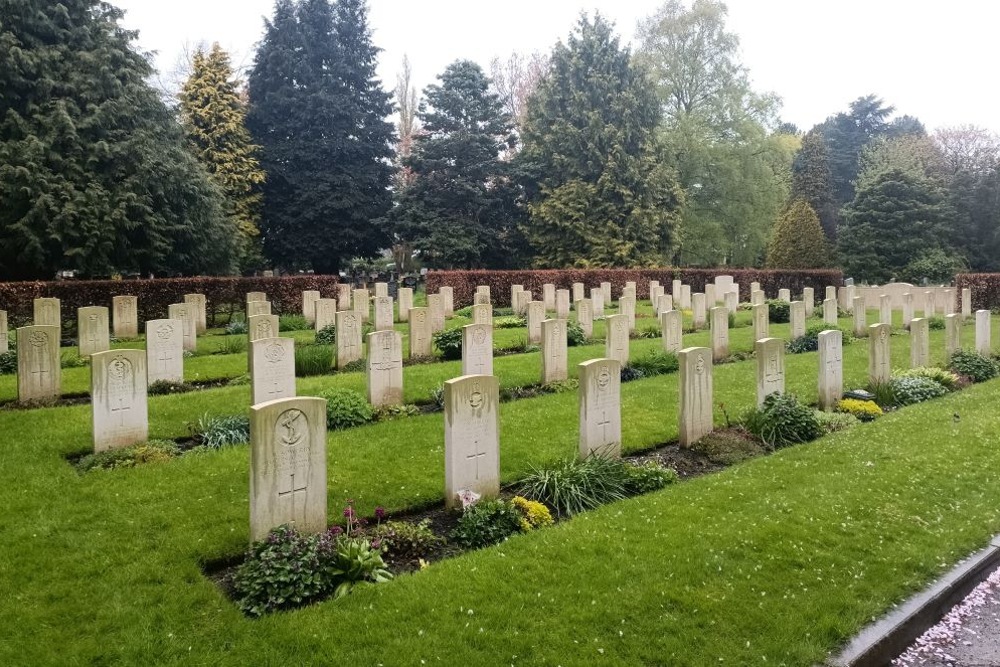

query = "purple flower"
[343, 505, 355, 519]
[375, 506, 386, 521]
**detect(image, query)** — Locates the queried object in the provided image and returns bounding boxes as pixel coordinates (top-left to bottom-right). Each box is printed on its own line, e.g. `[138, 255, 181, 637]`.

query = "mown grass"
[0, 315, 998, 664]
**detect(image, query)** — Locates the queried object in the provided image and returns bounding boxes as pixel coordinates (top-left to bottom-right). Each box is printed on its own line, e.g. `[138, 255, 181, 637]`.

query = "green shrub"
[927, 316, 946, 330]
[0, 349, 15, 375]
[61, 350, 88, 368]
[295, 345, 333, 377]
[543, 378, 579, 394]
[518, 455, 629, 517]
[450, 499, 523, 548]
[865, 379, 899, 409]
[195, 414, 250, 449]
[635, 326, 660, 339]
[620, 365, 645, 383]
[319, 388, 374, 430]
[148, 379, 191, 396]
[326, 535, 393, 599]
[888, 375, 948, 406]
[374, 404, 421, 421]
[628, 350, 679, 377]
[787, 323, 852, 354]
[691, 430, 768, 465]
[76, 440, 181, 472]
[227, 374, 251, 386]
[493, 316, 525, 329]
[949, 349, 1000, 383]
[340, 358, 366, 373]
[215, 336, 247, 355]
[742, 393, 823, 448]
[566, 321, 587, 346]
[728, 312, 737, 328]
[766, 299, 790, 324]
[814, 410, 857, 433]
[433, 327, 463, 360]
[623, 461, 679, 494]
[278, 315, 311, 332]
[225, 319, 248, 335]
[453, 306, 473, 318]
[429, 383, 445, 408]
[315, 324, 337, 345]
[370, 519, 443, 565]
[893, 366, 961, 391]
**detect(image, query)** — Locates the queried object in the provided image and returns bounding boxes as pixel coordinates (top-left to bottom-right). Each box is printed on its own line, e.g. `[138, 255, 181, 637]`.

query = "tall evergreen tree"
[519, 14, 684, 268]
[179, 44, 266, 272]
[392, 61, 522, 268]
[0, 0, 235, 280]
[815, 94, 894, 208]
[765, 200, 831, 269]
[247, 0, 395, 274]
[790, 130, 838, 241]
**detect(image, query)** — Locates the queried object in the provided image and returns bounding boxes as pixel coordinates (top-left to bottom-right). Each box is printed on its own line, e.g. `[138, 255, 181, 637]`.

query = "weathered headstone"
[680, 284, 692, 309]
[578, 358, 622, 460]
[852, 296, 867, 338]
[572, 282, 585, 304]
[902, 293, 914, 329]
[246, 292, 267, 304]
[112, 296, 139, 339]
[625, 280, 637, 292]
[476, 285, 491, 301]
[923, 291, 935, 318]
[555, 289, 570, 319]
[541, 318, 568, 383]
[649, 285, 663, 307]
[17, 325, 61, 401]
[751, 289, 766, 305]
[750, 281, 761, 295]
[440, 286, 455, 317]
[803, 287, 815, 314]
[510, 284, 524, 309]
[34, 297, 60, 328]
[249, 396, 328, 541]
[976, 310, 991, 356]
[962, 288, 972, 321]
[168, 303, 197, 352]
[755, 338, 785, 406]
[527, 301, 545, 344]
[0, 310, 7, 354]
[823, 298, 838, 325]
[91, 349, 148, 452]
[444, 375, 500, 509]
[314, 298, 338, 332]
[591, 288, 605, 318]
[945, 313, 961, 356]
[472, 303, 493, 326]
[145, 319, 183, 385]
[183, 293, 207, 334]
[910, 317, 929, 368]
[621, 285, 636, 305]
[619, 295, 636, 332]
[672, 279, 682, 301]
[601, 281, 612, 304]
[692, 293, 706, 330]
[251, 337, 296, 405]
[778, 288, 791, 302]
[302, 290, 321, 326]
[367, 330, 404, 407]
[817, 330, 843, 411]
[427, 294, 445, 333]
[375, 282, 388, 298]
[474, 291, 492, 306]
[336, 310, 363, 368]
[248, 314, 280, 372]
[353, 289, 370, 322]
[790, 301, 806, 340]
[409, 307, 433, 358]
[714, 275, 735, 299]
[844, 284, 857, 313]
[661, 309, 682, 354]
[649, 280, 660, 298]
[678, 347, 713, 447]
[657, 294, 674, 314]
[942, 289, 955, 315]
[879, 294, 892, 326]
[576, 298, 594, 338]
[397, 287, 414, 323]
[461, 323, 493, 377]
[724, 291, 738, 314]
[514, 289, 531, 316]
[247, 300, 271, 317]
[542, 284, 556, 311]
[374, 296, 394, 332]
[606, 313, 630, 365]
[825, 286, 837, 303]
[752, 303, 769, 341]
[710, 306, 729, 362]
[705, 283, 717, 306]
[868, 323, 892, 384]
[78, 306, 110, 357]
[337, 284, 352, 311]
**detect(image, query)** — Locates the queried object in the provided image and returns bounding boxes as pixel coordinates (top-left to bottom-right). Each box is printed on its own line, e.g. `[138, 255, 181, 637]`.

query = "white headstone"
[680, 284, 691, 309]
[724, 291, 738, 314]
[619, 295, 636, 332]
[962, 288, 973, 321]
[601, 282, 612, 304]
[678, 347, 713, 448]
[752, 303, 769, 342]
[472, 303, 492, 326]
[17, 325, 60, 402]
[606, 313, 630, 365]
[314, 298, 338, 332]
[440, 286, 454, 317]
[247, 300, 271, 317]
[78, 306, 110, 357]
[879, 294, 892, 326]
[790, 301, 806, 339]
[555, 289, 570, 319]
[868, 323, 891, 384]
[34, 297, 60, 328]
[755, 338, 785, 406]
[572, 282, 585, 304]
[367, 330, 404, 407]
[397, 287, 414, 323]
[444, 375, 500, 509]
[461, 323, 493, 377]
[336, 284, 352, 311]
[510, 284, 524, 309]
[146, 319, 184, 385]
[0, 310, 7, 354]
[823, 298, 838, 325]
[777, 288, 791, 302]
[591, 288, 605, 318]
[353, 289, 370, 323]
[710, 306, 729, 362]
[336, 310, 363, 368]
[803, 287, 815, 314]
[302, 290, 321, 326]
[672, 279, 682, 300]
[112, 296, 138, 339]
[168, 303, 197, 352]
[246, 291, 267, 304]
[817, 330, 843, 411]
[945, 313, 961, 356]
[579, 358, 622, 460]
[527, 300, 545, 345]
[427, 294, 445, 333]
[374, 296, 394, 332]
[902, 293, 914, 329]
[692, 293, 706, 330]
[853, 296, 867, 338]
[541, 318, 568, 383]
[374, 282, 388, 298]
[474, 291, 491, 306]
[251, 337, 296, 405]
[661, 310, 682, 354]
[910, 317, 929, 368]
[409, 307, 433, 358]
[183, 293, 207, 334]
[514, 289, 531, 317]
[657, 294, 673, 314]
[705, 283, 717, 306]
[750, 281, 761, 296]
[476, 285, 491, 301]
[825, 286, 837, 303]
[91, 349, 148, 452]
[542, 284, 556, 311]
[249, 314, 279, 344]
[714, 275, 735, 298]
[576, 298, 593, 338]
[976, 310, 991, 356]
[942, 289, 955, 315]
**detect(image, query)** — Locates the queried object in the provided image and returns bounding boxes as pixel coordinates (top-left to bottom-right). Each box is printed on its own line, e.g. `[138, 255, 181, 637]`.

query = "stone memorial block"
[657, 294, 674, 314]
[302, 291, 321, 326]
[705, 283, 717, 306]
[710, 306, 729, 362]
[353, 289, 370, 322]
[621, 286, 637, 304]
[606, 314, 630, 365]
[444, 375, 500, 509]
[625, 281, 637, 292]
[692, 293, 706, 330]
[649, 285, 663, 307]
[751, 289, 765, 306]
[398, 287, 414, 322]
[748, 281, 760, 296]
[249, 396, 328, 541]
[543, 284, 556, 311]
[0, 310, 7, 354]
[78, 306, 110, 357]
[33, 297, 60, 327]
[248, 314, 281, 371]
[541, 319, 568, 383]
[902, 293, 914, 328]
[976, 310, 991, 356]
[461, 324, 494, 377]
[262, 270, 274, 277]
[474, 292, 492, 306]
[714, 275, 735, 298]
[145, 319, 183, 385]
[853, 296, 867, 338]
[17, 325, 61, 402]
[825, 286, 837, 303]
[724, 291, 738, 314]
[661, 310, 682, 354]
[817, 330, 843, 411]
[868, 323, 892, 384]
[526, 300, 545, 344]
[514, 289, 531, 316]
[942, 289, 955, 315]
[789, 301, 806, 340]
[472, 303, 493, 326]
[375, 282, 388, 298]
[678, 347, 713, 448]
[962, 288, 972, 321]
[183, 293, 207, 334]
[476, 285, 491, 300]
[337, 284, 352, 311]
[427, 294, 445, 333]
[510, 284, 524, 309]
[752, 303, 769, 341]
[251, 337, 296, 405]
[112, 296, 139, 339]
[336, 310, 364, 368]
[572, 282, 585, 304]
[314, 298, 338, 332]
[823, 298, 838, 325]
[778, 288, 791, 302]
[672, 279, 682, 300]
[803, 287, 815, 314]
[246, 292, 267, 304]
[409, 307, 433, 358]
[91, 349, 148, 452]
[755, 338, 785, 406]
[579, 358, 622, 460]
[367, 330, 404, 407]
[374, 296, 394, 332]
[591, 288, 605, 318]
[168, 303, 197, 352]
[576, 299, 594, 338]
[440, 286, 454, 317]
[844, 284, 857, 313]
[910, 317, 929, 368]
[945, 313, 961, 356]
[649, 280, 660, 296]
[601, 281, 612, 304]
[619, 295, 636, 331]
[553, 289, 568, 319]
[924, 291, 935, 318]
[879, 294, 892, 325]
[680, 284, 691, 309]
[247, 300, 271, 317]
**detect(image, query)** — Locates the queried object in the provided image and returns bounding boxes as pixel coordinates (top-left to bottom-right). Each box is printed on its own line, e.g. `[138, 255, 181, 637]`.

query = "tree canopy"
[765, 200, 831, 269]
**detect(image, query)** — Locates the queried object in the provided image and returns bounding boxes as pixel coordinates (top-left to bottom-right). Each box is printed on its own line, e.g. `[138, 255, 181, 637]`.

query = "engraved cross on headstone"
[111, 394, 131, 426]
[157, 348, 174, 373]
[466, 421, 489, 480]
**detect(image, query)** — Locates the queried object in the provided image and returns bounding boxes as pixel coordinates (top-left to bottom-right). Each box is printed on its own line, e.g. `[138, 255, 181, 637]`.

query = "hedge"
[0, 276, 341, 329]
[955, 273, 1000, 312]
[426, 269, 844, 308]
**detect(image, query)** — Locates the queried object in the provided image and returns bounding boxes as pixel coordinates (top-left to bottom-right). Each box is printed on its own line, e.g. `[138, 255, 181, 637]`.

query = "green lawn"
[1, 311, 998, 664]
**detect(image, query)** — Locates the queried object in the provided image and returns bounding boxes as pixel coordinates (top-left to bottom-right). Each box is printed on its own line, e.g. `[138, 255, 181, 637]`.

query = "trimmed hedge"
[427, 269, 844, 308]
[955, 273, 999, 312]
[0, 276, 341, 328]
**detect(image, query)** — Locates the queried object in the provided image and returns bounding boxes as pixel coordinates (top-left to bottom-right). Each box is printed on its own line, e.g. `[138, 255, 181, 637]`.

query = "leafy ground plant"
[432, 328, 463, 360]
[449, 498, 523, 548]
[518, 455, 631, 517]
[315, 324, 336, 345]
[894, 366, 961, 391]
[742, 393, 823, 448]
[628, 350, 679, 377]
[320, 388, 374, 430]
[889, 375, 948, 406]
[836, 398, 883, 421]
[76, 440, 181, 472]
[949, 350, 1000, 383]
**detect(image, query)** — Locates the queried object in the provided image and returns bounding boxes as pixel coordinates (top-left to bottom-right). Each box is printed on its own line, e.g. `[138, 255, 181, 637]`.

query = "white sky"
[116, 0, 1000, 133]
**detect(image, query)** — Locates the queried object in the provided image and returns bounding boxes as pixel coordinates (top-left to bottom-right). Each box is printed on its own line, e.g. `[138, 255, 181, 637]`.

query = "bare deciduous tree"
[489, 50, 549, 129]
[935, 125, 1000, 175]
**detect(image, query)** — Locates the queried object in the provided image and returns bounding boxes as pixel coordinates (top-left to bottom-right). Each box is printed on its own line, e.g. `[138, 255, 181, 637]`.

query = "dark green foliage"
[864, 379, 898, 410]
[433, 327, 464, 360]
[620, 365, 646, 383]
[147, 380, 191, 396]
[691, 430, 768, 466]
[628, 350, 679, 377]
[216, 337, 247, 355]
[816, 94, 896, 208]
[315, 324, 337, 345]
[766, 200, 832, 269]
[787, 323, 852, 354]
[896, 247, 968, 285]
[195, 414, 251, 449]
[225, 319, 248, 335]
[949, 350, 1000, 383]
[370, 519, 443, 565]
[766, 299, 790, 323]
[566, 321, 587, 347]
[320, 388, 374, 429]
[888, 376, 948, 406]
[493, 316, 526, 329]
[0, 0, 236, 279]
[0, 350, 16, 375]
[928, 316, 946, 330]
[247, 0, 394, 273]
[742, 393, 823, 448]
[278, 315, 311, 332]
[449, 499, 523, 548]
[518, 455, 630, 517]
[76, 440, 181, 472]
[295, 345, 333, 376]
[340, 358, 366, 373]
[374, 404, 421, 421]
[622, 461, 679, 494]
[791, 130, 839, 240]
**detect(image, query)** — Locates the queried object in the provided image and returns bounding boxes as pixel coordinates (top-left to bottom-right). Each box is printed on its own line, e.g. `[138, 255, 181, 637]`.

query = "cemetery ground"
[2, 304, 1000, 664]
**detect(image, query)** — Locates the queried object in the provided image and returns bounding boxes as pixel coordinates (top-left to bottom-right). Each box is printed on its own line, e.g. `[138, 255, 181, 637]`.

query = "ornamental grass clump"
[742, 393, 823, 448]
[294, 345, 333, 377]
[194, 414, 250, 449]
[518, 455, 630, 517]
[628, 350, 679, 377]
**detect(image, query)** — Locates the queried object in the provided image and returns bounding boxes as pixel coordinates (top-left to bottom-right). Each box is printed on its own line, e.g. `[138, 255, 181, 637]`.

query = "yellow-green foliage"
[836, 398, 883, 421]
[766, 199, 832, 269]
[512, 496, 554, 532]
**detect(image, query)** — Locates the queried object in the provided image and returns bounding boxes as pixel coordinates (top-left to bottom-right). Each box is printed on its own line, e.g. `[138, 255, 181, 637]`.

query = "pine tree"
[0, 0, 235, 280]
[392, 60, 522, 268]
[179, 44, 266, 272]
[248, 0, 395, 274]
[765, 200, 831, 269]
[790, 130, 838, 241]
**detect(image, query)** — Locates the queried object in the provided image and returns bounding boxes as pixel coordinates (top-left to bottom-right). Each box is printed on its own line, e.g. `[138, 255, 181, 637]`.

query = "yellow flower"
[836, 398, 883, 421]
[512, 496, 554, 531]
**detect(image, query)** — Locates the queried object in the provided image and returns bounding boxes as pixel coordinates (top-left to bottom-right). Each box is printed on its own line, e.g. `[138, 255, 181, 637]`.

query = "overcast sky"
[116, 0, 1000, 134]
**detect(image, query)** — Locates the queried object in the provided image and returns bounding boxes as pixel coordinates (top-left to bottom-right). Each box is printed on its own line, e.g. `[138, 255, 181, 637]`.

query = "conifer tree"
[765, 200, 831, 269]
[790, 130, 839, 241]
[179, 44, 266, 272]
[0, 0, 235, 280]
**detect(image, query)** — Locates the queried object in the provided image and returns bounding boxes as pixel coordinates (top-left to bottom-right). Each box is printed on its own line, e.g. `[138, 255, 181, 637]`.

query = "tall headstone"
[17, 325, 61, 402]
[367, 330, 404, 407]
[397, 287, 414, 323]
[427, 294, 445, 333]
[942, 289, 955, 315]
[168, 303, 197, 352]
[879, 294, 892, 326]
[671, 279, 682, 301]
[803, 287, 815, 314]
[625, 280, 637, 292]
[692, 293, 706, 330]
[247, 300, 271, 317]
[724, 291, 738, 314]
[541, 318, 568, 383]
[650, 285, 663, 306]
[601, 281, 612, 304]
[750, 281, 761, 295]
[777, 288, 791, 302]
[678, 347, 713, 447]
[591, 288, 605, 318]
[572, 282, 585, 304]
[444, 375, 500, 509]
[755, 338, 785, 406]
[440, 286, 455, 317]
[751, 289, 766, 306]
[510, 284, 524, 309]
[579, 358, 622, 460]
[825, 286, 837, 303]
[473, 292, 491, 306]
[374, 282, 388, 298]
[705, 283, 717, 306]
[680, 284, 692, 309]
[337, 284, 352, 311]
[461, 323, 493, 377]
[112, 296, 138, 339]
[842, 284, 856, 313]
[661, 310, 682, 354]
[249, 396, 328, 541]
[476, 285, 491, 302]
[976, 310, 991, 356]
[868, 323, 892, 384]
[657, 294, 674, 314]
[314, 298, 338, 332]
[902, 293, 914, 329]
[923, 291, 935, 318]
[183, 293, 207, 334]
[817, 330, 843, 411]
[649, 280, 660, 299]
[91, 349, 148, 452]
[302, 290, 321, 326]
[526, 301, 545, 344]
[576, 298, 594, 338]
[472, 303, 492, 326]
[621, 286, 637, 303]
[823, 298, 838, 325]
[606, 313, 630, 365]
[78, 306, 110, 357]
[619, 295, 636, 332]
[0, 310, 7, 354]
[910, 317, 929, 368]
[714, 275, 735, 299]
[514, 289, 531, 316]
[962, 288, 972, 321]
[373, 296, 394, 332]
[145, 319, 183, 385]
[248, 314, 280, 372]
[752, 303, 769, 341]
[945, 313, 961, 356]
[34, 297, 60, 328]
[246, 291, 267, 304]
[542, 284, 556, 311]
[852, 296, 867, 338]
[353, 289, 370, 322]
[555, 289, 570, 319]
[336, 310, 363, 368]
[409, 307, 433, 358]
[250, 337, 296, 405]
[710, 306, 729, 362]
[790, 301, 806, 339]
